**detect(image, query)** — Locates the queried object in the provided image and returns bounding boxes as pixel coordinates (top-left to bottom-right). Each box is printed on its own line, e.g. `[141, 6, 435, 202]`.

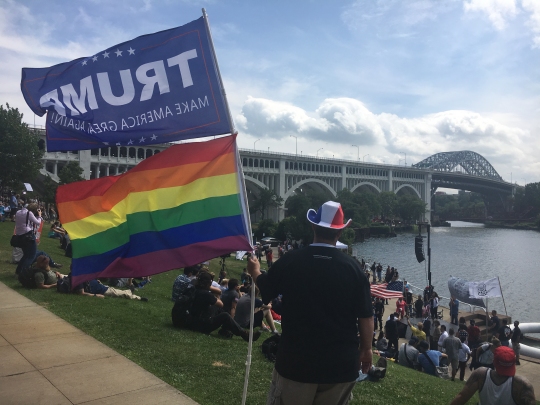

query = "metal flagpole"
[201, 9, 255, 404]
[202, 8, 237, 135]
[497, 277, 508, 316]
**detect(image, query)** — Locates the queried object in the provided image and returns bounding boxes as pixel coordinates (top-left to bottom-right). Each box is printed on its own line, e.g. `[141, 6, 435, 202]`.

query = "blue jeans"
[16, 238, 37, 275]
[33, 250, 57, 267]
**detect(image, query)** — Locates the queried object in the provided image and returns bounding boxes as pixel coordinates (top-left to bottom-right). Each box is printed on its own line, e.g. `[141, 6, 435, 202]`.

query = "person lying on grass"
[34, 255, 66, 289]
[87, 278, 148, 301]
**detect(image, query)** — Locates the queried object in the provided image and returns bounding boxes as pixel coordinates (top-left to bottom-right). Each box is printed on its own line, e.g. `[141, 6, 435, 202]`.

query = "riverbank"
[485, 221, 539, 231]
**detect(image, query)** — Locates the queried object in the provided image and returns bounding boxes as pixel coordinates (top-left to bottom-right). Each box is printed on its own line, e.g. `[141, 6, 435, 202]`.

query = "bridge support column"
[424, 174, 432, 223]
[388, 169, 393, 192]
[341, 165, 347, 190]
[278, 159, 286, 221]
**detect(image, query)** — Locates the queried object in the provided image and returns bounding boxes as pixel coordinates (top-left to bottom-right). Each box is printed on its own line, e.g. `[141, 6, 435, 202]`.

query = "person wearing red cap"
[450, 346, 536, 405]
[248, 201, 373, 405]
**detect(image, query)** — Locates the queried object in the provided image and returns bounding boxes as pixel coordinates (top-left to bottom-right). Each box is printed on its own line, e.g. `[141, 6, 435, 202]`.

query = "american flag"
[387, 281, 404, 292]
[371, 283, 404, 299]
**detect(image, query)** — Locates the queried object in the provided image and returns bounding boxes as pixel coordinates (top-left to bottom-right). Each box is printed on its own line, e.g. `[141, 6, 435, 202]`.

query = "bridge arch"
[350, 182, 381, 194]
[413, 151, 502, 180]
[283, 178, 337, 203]
[244, 176, 268, 192]
[395, 184, 422, 199]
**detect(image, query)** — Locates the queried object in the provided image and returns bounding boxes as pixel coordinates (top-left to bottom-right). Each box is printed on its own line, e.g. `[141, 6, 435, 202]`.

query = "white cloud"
[236, 96, 533, 175]
[463, 0, 518, 30]
[522, 0, 540, 47]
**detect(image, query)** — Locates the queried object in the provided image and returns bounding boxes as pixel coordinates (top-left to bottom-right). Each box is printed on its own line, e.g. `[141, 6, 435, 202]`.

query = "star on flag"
[127, 47, 135, 55]
[102, 51, 110, 58]
[92, 55, 98, 62]
[127, 139, 134, 145]
[115, 49, 123, 57]
[139, 136, 146, 143]
[151, 134, 157, 140]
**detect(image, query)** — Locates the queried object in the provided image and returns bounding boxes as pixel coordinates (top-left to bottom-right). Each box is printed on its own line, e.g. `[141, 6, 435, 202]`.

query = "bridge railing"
[239, 148, 414, 168]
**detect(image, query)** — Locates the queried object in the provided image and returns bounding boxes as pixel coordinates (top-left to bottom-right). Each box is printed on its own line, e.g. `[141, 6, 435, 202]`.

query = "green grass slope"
[0, 221, 476, 404]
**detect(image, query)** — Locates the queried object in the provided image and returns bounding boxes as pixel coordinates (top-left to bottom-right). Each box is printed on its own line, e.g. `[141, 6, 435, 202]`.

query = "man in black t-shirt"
[374, 297, 385, 330]
[248, 201, 373, 404]
[385, 314, 399, 352]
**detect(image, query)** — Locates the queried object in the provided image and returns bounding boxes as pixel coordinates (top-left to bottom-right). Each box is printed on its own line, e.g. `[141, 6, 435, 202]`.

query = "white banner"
[469, 277, 502, 299]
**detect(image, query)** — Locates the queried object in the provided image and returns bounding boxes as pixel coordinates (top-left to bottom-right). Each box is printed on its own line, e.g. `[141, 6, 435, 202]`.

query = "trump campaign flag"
[21, 16, 231, 151]
[56, 135, 252, 288]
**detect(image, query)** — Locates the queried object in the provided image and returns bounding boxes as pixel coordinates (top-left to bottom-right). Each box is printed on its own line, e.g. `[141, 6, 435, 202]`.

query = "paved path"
[0, 282, 199, 405]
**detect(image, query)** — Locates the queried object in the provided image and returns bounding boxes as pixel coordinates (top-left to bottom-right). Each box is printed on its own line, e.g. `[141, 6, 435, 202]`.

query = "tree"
[41, 174, 58, 205]
[254, 218, 277, 239]
[396, 194, 426, 222]
[58, 161, 84, 185]
[0, 104, 44, 191]
[250, 188, 283, 220]
[379, 191, 398, 219]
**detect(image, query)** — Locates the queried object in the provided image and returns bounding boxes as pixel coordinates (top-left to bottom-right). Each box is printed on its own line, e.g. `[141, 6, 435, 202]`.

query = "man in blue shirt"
[417, 340, 448, 376]
[450, 296, 460, 325]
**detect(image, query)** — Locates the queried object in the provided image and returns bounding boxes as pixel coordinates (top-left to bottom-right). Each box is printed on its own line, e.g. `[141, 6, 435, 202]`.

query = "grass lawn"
[0, 220, 478, 404]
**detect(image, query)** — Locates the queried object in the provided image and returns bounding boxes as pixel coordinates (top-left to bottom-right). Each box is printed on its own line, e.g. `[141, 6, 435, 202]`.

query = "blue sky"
[1, 0, 539, 184]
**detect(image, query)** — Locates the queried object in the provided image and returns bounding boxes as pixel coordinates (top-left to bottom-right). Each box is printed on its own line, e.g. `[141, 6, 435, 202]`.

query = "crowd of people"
[3, 196, 536, 404]
[171, 263, 280, 341]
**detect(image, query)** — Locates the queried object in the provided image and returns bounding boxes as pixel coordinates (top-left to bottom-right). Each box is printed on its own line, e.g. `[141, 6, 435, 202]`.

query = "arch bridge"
[34, 128, 514, 223]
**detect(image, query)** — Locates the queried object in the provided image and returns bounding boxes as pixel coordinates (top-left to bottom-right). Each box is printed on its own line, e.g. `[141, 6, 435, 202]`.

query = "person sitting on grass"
[34, 255, 66, 289]
[88, 279, 148, 301]
[50, 221, 66, 238]
[234, 286, 278, 334]
[417, 340, 448, 377]
[220, 278, 240, 317]
[172, 266, 199, 302]
[398, 336, 420, 369]
[190, 272, 260, 342]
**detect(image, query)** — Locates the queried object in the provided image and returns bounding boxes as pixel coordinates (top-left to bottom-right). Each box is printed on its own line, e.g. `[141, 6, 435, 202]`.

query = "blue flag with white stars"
[21, 16, 231, 152]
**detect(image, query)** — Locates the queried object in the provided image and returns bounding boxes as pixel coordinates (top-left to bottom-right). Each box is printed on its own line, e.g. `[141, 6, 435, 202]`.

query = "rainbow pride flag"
[57, 135, 252, 287]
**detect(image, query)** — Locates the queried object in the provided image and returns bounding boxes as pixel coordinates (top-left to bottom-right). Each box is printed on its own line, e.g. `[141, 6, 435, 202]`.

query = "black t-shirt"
[498, 325, 511, 342]
[190, 289, 217, 321]
[511, 326, 521, 343]
[257, 245, 372, 384]
[385, 319, 398, 339]
[491, 316, 500, 331]
[375, 301, 385, 315]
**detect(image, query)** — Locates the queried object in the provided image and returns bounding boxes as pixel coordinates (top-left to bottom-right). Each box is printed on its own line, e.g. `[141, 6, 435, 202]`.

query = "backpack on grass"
[18, 267, 40, 289]
[261, 333, 281, 362]
[57, 275, 71, 293]
[171, 284, 196, 328]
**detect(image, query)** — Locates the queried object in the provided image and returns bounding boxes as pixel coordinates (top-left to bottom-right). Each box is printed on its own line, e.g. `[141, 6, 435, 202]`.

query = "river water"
[352, 221, 540, 324]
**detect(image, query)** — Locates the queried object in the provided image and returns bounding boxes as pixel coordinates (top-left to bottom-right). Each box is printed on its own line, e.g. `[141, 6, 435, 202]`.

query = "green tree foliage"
[397, 194, 427, 222]
[379, 191, 398, 219]
[58, 161, 84, 185]
[250, 188, 283, 220]
[433, 192, 486, 218]
[336, 189, 381, 227]
[41, 175, 58, 204]
[515, 182, 540, 212]
[254, 219, 277, 240]
[0, 104, 44, 191]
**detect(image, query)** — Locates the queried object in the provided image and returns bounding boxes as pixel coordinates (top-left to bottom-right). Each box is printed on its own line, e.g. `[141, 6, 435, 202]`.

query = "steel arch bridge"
[412, 151, 512, 195]
[413, 151, 502, 180]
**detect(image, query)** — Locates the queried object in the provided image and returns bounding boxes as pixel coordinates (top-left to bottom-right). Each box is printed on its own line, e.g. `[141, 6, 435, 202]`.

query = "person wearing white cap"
[248, 201, 373, 405]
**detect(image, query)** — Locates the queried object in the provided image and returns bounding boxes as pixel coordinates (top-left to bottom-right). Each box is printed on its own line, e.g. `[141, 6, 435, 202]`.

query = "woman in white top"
[15, 202, 42, 275]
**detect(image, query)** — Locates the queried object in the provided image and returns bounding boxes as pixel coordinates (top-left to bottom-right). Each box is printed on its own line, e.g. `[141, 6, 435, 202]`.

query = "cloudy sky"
[1, 0, 539, 185]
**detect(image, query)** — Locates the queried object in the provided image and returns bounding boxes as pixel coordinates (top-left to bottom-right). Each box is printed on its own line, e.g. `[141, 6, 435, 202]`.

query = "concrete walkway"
[0, 282, 199, 405]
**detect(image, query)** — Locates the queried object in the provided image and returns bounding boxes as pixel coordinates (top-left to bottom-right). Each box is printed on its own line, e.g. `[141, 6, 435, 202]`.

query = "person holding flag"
[247, 201, 373, 405]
